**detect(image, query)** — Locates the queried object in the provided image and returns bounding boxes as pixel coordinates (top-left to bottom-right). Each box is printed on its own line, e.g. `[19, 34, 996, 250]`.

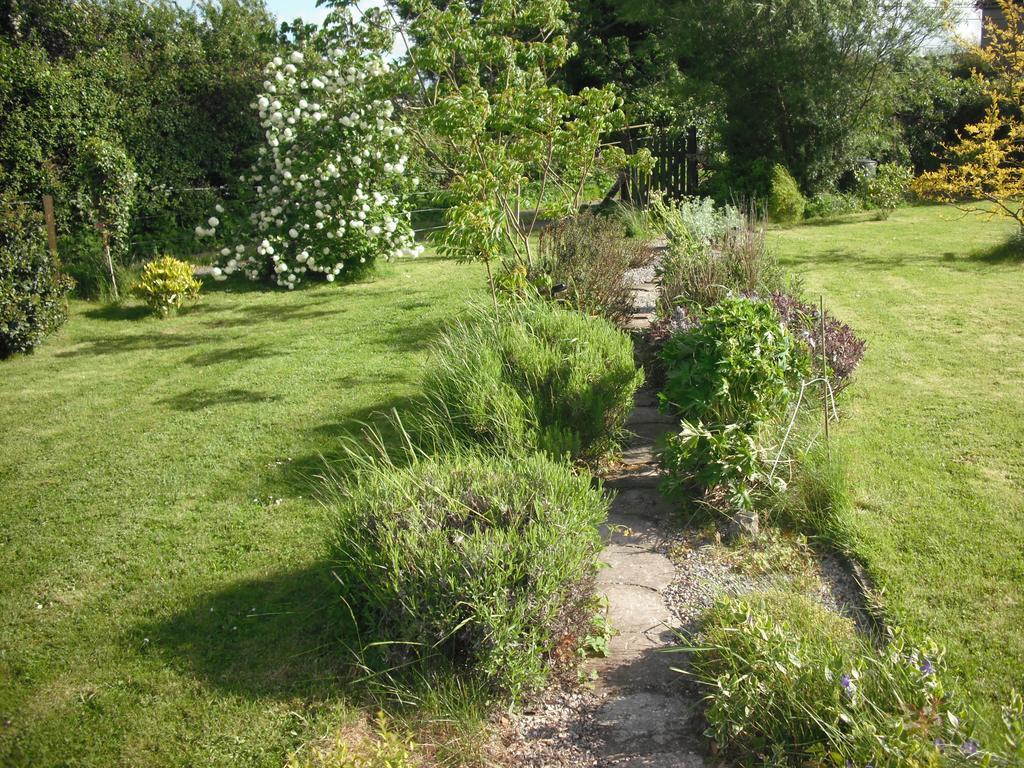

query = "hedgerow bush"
[133, 256, 201, 317]
[1, 200, 74, 359]
[532, 213, 649, 324]
[689, 592, 1021, 767]
[423, 301, 643, 462]
[659, 297, 808, 515]
[768, 164, 806, 224]
[326, 450, 608, 701]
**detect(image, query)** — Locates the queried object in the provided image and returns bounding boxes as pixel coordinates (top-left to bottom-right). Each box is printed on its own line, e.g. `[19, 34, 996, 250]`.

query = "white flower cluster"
[197, 42, 421, 288]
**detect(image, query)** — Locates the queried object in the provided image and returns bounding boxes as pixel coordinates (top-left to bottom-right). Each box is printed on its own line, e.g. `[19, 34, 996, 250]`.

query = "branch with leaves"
[390, 0, 651, 302]
[913, 0, 1024, 232]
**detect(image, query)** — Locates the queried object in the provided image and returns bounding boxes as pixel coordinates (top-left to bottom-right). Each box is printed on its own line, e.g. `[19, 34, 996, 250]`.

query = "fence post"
[42, 194, 59, 263]
[686, 126, 698, 197]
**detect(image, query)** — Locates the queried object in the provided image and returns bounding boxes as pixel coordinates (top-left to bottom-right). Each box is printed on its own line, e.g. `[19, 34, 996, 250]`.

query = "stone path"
[505, 246, 711, 767]
[583, 256, 709, 767]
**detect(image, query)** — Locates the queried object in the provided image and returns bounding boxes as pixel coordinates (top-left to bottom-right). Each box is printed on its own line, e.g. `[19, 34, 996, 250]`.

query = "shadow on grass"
[965, 237, 1024, 265]
[785, 244, 1024, 273]
[82, 303, 153, 322]
[55, 331, 208, 357]
[135, 563, 360, 700]
[797, 212, 881, 228]
[196, 274, 274, 295]
[201, 301, 343, 329]
[268, 392, 425, 498]
[183, 345, 285, 367]
[158, 387, 283, 411]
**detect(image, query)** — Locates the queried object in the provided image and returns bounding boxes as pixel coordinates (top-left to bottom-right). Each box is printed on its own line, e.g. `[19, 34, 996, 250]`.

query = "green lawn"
[0, 256, 485, 767]
[770, 206, 1024, 737]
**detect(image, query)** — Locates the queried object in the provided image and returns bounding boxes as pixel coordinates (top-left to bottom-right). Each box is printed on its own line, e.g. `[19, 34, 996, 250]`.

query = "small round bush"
[858, 162, 913, 219]
[423, 301, 643, 462]
[327, 450, 608, 700]
[133, 256, 201, 317]
[767, 164, 806, 224]
[1, 201, 74, 359]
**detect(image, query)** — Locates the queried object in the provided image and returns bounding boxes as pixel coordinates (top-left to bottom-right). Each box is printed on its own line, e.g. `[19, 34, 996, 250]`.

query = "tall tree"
[628, 0, 952, 194]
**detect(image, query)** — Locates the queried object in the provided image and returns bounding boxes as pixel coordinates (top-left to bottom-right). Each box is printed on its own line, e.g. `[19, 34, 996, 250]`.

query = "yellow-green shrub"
[134, 256, 200, 317]
[768, 164, 806, 224]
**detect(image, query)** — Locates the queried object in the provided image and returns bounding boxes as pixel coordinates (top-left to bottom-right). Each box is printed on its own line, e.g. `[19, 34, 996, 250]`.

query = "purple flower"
[840, 674, 853, 693]
[920, 658, 934, 676]
[962, 739, 980, 757]
[934, 737, 946, 753]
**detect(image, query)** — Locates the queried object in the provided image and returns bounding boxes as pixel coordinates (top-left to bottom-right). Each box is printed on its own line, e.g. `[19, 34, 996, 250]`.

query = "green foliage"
[133, 256, 201, 317]
[562, 0, 712, 133]
[894, 53, 987, 174]
[652, 0, 951, 193]
[423, 300, 643, 462]
[659, 297, 808, 515]
[858, 163, 914, 219]
[77, 137, 138, 258]
[769, 428, 856, 554]
[661, 421, 768, 515]
[325, 449, 608, 701]
[656, 199, 784, 312]
[396, 0, 645, 283]
[0, 0, 280, 254]
[659, 297, 805, 426]
[615, 202, 657, 239]
[652, 194, 743, 256]
[288, 713, 415, 768]
[532, 212, 649, 324]
[804, 191, 864, 220]
[768, 164, 806, 225]
[0, 200, 73, 359]
[689, 592, 1019, 767]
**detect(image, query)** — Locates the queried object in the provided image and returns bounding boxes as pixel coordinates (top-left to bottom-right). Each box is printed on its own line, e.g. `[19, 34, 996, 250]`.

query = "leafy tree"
[387, 0, 648, 303]
[562, 0, 692, 129]
[891, 53, 986, 173]
[629, 0, 952, 195]
[913, 0, 1024, 232]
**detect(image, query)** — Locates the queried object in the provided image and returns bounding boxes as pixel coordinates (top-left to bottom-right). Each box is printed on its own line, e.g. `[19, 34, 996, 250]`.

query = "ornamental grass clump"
[133, 256, 201, 317]
[326, 449, 608, 702]
[688, 592, 1016, 767]
[423, 301, 643, 462]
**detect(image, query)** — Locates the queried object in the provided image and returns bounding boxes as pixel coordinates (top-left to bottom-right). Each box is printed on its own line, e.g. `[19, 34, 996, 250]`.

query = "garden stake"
[820, 295, 829, 454]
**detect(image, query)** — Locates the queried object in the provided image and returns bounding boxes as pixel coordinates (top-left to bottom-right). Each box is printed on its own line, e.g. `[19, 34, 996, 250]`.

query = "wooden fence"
[610, 125, 700, 206]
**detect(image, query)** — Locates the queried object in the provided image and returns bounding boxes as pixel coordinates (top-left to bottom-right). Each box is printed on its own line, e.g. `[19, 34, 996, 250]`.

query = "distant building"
[978, 1, 1019, 47]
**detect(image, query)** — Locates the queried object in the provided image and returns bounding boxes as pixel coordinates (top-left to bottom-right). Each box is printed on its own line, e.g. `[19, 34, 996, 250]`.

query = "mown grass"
[0, 256, 485, 767]
[769, 204, 1024, 738]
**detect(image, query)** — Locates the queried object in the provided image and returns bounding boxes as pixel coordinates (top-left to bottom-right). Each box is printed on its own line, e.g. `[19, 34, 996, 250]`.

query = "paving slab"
[516, 251, 709, 766]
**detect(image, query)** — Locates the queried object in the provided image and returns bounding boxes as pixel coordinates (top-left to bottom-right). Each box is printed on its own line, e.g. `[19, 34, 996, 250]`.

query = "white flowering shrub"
[198, 9, 420, 288]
